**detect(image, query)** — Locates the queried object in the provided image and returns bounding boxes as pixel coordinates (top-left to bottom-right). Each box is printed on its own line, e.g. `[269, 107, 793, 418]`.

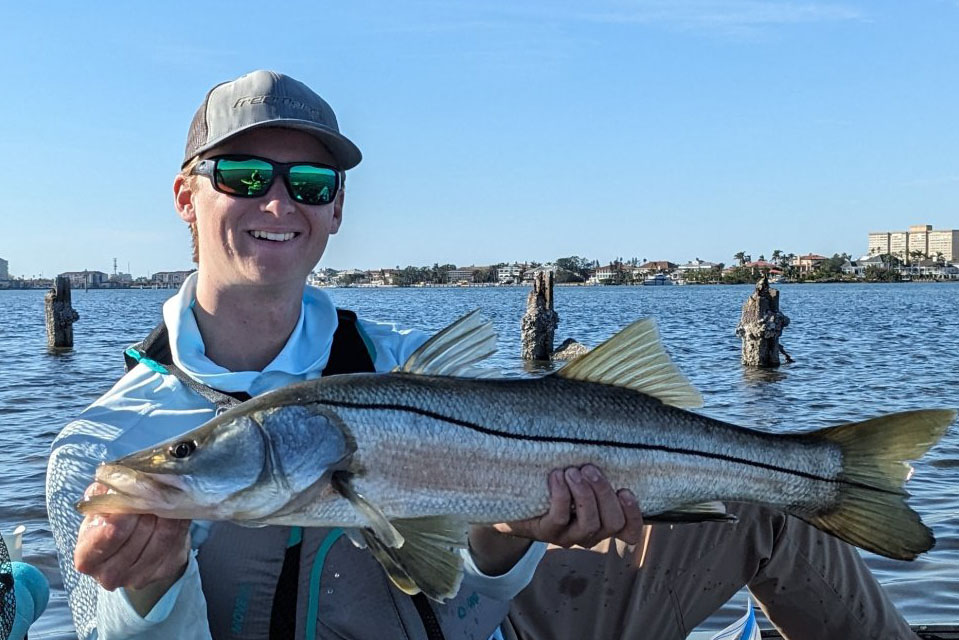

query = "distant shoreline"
[3, 280, 958, 292]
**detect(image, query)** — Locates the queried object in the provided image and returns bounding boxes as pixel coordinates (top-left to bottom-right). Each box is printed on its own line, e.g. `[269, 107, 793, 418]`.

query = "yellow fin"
[556, 318, 703, 408]
[360, 515, 468, 602]
[799, 408, 956, 560]
[395, 309, 498, 378]
[332, 475, 404, 548]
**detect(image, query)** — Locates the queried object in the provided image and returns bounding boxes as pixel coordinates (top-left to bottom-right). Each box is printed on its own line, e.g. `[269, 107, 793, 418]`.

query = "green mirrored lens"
[289, 165, 337, 204]
[216, 159, 274, 196]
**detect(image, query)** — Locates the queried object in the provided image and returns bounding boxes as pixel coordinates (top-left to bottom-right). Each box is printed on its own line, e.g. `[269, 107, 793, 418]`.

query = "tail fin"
[800, 409, 955, 560]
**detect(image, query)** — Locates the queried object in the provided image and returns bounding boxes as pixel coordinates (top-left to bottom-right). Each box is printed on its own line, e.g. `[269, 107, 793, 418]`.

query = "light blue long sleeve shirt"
[47, 273, 544, 639]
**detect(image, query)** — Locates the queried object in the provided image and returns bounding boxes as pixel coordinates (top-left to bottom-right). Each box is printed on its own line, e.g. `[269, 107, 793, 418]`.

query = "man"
[46, 70, 643, 640]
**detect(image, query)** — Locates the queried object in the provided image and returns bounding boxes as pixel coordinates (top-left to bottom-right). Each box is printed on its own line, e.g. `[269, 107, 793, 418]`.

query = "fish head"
[79, 402, 354, 521]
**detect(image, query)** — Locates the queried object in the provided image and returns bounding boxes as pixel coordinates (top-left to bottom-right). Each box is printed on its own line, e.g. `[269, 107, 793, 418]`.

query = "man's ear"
[174, 174, 197, 223]
[329, 189, 344, 235]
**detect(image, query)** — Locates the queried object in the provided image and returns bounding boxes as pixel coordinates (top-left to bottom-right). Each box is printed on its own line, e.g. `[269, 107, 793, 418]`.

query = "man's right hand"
[74, 482, 191, 615]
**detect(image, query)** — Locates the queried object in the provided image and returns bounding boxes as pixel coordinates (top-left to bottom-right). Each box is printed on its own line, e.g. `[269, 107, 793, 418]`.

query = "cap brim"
[187, 119, 362, 170]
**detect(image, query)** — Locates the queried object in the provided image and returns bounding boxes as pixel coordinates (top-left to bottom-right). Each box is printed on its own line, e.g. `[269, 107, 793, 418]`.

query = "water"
[1, 283, 957, 638]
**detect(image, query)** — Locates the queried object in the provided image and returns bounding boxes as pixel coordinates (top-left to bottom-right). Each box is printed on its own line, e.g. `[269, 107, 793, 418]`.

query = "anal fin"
[645, 501, 737, 524]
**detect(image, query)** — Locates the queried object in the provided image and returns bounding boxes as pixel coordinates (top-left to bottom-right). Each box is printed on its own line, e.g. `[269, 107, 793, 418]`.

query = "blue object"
[6, 562, 49, 640]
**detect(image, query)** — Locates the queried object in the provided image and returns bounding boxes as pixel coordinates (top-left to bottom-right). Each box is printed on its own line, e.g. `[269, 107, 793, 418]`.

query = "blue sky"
[2, 1, 958, 277]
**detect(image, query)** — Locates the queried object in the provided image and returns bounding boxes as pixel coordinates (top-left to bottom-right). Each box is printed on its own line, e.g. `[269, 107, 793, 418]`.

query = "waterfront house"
[446, 267, 477, 284]
[636, 261, 677, 274]
[334, 269, 369, 286]
[370, 269, 400, 286]
[522, 264, 559, 283]
[152, 270, 196, 288]
[677, 259, 719, 274]
[792, 254, 827, 275]
[61, 270, 110, 288]
[588, 264, 623, 285]
[497, 263, 525, 284]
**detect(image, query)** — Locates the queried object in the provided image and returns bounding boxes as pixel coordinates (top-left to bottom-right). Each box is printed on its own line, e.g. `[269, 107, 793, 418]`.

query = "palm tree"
[734, 251, 747, 266]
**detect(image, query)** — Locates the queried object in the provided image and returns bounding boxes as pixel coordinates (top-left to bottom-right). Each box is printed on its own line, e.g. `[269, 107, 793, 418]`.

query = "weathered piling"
[521, 271, 559, 361]
[552, 338, 589, 361]
[736, 275, 792, 367]
[45, 276, 80, 349]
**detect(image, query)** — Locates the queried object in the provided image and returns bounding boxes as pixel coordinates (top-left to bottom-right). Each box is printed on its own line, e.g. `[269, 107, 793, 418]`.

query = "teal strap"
[304, 528, 344, 640]
[124, 347, 169, 375]
[287, 526, 303, 548]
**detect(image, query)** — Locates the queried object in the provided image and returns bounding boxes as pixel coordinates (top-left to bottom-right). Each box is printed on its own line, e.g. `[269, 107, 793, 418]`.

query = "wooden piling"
[45, 276, 80, 349]
[521, 271, 559, 361]
[735, 275, 791, 367]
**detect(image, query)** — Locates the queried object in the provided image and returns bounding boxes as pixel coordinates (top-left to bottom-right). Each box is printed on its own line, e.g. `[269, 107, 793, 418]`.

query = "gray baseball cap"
[183, 70, 362, 170]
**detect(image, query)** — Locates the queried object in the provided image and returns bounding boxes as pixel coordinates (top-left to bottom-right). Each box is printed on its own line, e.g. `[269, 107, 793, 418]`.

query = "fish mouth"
[76, 464, 197, 517]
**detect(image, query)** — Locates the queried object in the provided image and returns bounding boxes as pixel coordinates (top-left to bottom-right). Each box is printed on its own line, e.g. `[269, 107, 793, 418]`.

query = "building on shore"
[791, 254, 827, 275]
[522, 264, 558, 283]
[152, 270, 196, 288]
[869, 224, 959, 263]
[0, 257, 8, 280]
[446, 267, 477, 284]
[60, 270, 109, 288]
[497, 263, 524, 284]
[370, 269, 400, 286]
[677, 259, 719, 275]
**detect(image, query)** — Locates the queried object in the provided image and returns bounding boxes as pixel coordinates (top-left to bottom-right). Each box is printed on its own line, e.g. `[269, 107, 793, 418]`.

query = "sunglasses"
[191, 155, 341, 205]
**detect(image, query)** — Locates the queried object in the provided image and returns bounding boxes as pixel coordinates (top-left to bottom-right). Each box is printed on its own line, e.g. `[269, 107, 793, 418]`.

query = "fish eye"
[169, 440, 197, 459]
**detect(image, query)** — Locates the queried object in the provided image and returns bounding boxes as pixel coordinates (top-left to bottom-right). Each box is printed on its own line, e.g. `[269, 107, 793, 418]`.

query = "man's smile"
[248, 230, 301, 242]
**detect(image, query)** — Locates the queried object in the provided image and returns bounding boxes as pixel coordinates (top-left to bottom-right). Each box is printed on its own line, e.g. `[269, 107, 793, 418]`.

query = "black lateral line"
[317, 400, 897, 495]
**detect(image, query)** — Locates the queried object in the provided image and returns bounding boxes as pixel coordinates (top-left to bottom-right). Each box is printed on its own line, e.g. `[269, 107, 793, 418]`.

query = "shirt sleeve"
[96, 551, 210, 640]
[461, 542, 547, 601]
[355, 318, 431, 371]
[46, 415, 213, 640]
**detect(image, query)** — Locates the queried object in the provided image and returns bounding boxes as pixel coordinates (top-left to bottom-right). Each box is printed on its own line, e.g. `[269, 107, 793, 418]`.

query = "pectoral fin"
[645, 501, 737, 523]
[360, 515, 468, 602]
[332, 473, 404, 547]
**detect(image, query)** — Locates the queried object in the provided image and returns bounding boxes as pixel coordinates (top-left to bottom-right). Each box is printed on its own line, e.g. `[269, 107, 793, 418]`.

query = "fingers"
[583, 465, 626, 535]
[75, 482, 191, 591]
[541, 465, 644, 549]
[493, 470, 571, 540]
[126, 519, 192, 589]
[616, 489, 645, 544]
[560, 467, 602, 547]
[493, 465, 644, 549]
[90, 515, 158, 591]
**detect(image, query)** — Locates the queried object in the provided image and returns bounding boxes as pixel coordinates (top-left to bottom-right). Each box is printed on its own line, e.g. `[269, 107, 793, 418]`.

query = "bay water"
[2, 283, 957, 637]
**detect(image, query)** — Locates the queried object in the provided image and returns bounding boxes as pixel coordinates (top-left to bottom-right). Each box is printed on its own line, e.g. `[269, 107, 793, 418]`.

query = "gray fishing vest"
[127, 310, 510, 640]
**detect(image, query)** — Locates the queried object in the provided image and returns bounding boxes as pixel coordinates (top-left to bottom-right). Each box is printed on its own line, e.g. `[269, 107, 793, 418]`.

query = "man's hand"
[497, 465, 644, 548]
[74, 482, 191, 615]
[469, 465, 644, 575]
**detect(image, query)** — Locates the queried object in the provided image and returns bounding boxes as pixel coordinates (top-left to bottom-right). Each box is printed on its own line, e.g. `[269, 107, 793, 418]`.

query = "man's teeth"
[250, 230, 297, 242]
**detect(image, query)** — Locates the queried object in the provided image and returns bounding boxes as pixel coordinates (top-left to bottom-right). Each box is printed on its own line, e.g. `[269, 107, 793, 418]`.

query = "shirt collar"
[162, 272, 338, 393]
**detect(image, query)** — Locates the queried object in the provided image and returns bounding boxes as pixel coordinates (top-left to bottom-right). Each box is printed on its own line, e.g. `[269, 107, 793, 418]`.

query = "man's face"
[176, 127, 343, 290]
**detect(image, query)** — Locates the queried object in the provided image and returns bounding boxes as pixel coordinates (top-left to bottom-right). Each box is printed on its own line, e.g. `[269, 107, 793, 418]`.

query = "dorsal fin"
[556, 318, 704, 408]
[396, 309, 498, 377]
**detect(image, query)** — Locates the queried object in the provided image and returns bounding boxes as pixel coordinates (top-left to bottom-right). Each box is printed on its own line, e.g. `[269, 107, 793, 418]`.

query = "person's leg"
[508, 503, 916, 640]
[744, 504, 916, 639]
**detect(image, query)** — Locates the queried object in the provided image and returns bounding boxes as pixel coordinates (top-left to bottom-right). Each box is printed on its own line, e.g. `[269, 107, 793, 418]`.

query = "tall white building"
[868, 224, 959, 262]
[0, 258, 8, 280]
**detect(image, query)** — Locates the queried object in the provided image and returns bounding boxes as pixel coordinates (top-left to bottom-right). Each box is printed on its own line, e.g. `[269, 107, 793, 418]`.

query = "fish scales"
[79, 310, 955, 595]
[301, 373, 845, 523]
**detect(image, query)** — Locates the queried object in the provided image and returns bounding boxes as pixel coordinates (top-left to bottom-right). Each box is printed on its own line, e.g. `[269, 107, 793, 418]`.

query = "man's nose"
[260, 178, 296, 216]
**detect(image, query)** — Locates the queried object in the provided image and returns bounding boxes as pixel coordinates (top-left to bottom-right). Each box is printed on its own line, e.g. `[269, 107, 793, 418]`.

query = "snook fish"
[78, 311, 955, 601]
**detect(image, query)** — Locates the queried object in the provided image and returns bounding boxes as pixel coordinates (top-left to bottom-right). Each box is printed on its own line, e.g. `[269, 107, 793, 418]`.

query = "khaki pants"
[505, 504, 916, 640]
